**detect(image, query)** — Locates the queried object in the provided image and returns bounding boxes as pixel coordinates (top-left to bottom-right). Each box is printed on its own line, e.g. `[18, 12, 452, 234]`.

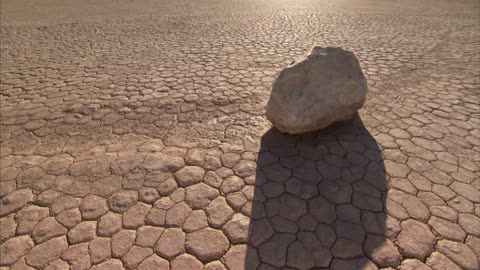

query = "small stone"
[223, 244, 259, 270]
[399, 259, 431, 270]
[32, 217, 67, 244]
[90, 259, 124, 270]
[183, 210, 209, 232]
[26, 236, 68, 268]
[136, 226, 164, 248]
[226, 192, 248, 211]
[220, 153, 241, 168]
[97, 212, 122, 237]
[91, 175, 122, 198]
[459, 213, 480, 237]
[108, 190, 138, 213]
[185, 183, 219, 209]
[426, 252, 461, 270]
[171, 254, 203, 270]
[15, 205, 50, 234]
[156, 178, 177, 196]
[165, 202, 192, 226]
[220, 176, 245, 195]
[143, 153, 184, 172]
[0, 235, 34, 266]
[450, 182, 480, 203]
[43, 259, 69, 270]
[55, 208, 82, 228]
[169, 188, 185, 202]
[138, 255, 169, 270]
[111, 230, 136, 258]
[186, 228, 229, 262]
[51, 195, 81, 215]
[428, 216, 466, 241]
[205, 171, 224, 188]
[223, 213, 250, 244]
[154, 228, 185, 259]
[80, 194, 108, 220]
[266, 46, 367, 134]
[174, 166, 205, 187]
[397, 219, 435, 260]
[204, 261, 227, 270]
[206, 197, 234, 228]
[232, 160, 256, 178]
[122, 246, 153, 269]
[0, 189, 34, 217]
[364, 234, 402, 267]
[0, 215, 16, 242]
[146, 207, 166, 226]
[139, 187, 160, 204]
[122, 202, 151, 229]
[68, 221, 96, 244]
[61, 243, 91, 270]
[436, 240, 479, 270]
[89, 238, 111, 264]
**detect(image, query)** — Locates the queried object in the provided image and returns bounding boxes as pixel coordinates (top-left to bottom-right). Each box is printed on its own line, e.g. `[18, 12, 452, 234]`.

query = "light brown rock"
[90, 259, 124, 270]
[89, 237, 111, 264]
[32, 217, 67, 244]
[138, 254, 169, 270]
[170, 254, 203, 270]
[186, 227, 229, 262]
[68, 221, 96, 244]
[0, 189, 34, 217]
[122, 246, 153, 269]
[364, 234, 402, 268]
[108, 190, 138, 213]
[154, 228, 185, 259]
[0, 215, 17, 242]
[122, 202, 151, 229]
[185, 183, 219, 209]
[397, 219, 435, 260]
[266, 46, 367, 134]
[436, 240, 479, 270]
[165, 202, 192, 226]
[111, 230, 136, 258]
[135, 226, 164, 248]
[55, 208, 82, 229]
[206, 197, 234, 228]
[223, 213, 250, 244]
[25, 236, 68, 268]
[0, 235, 34, 266]
[183, 210, 208, 232]
[174, 166, 205, 187]
[97, 212, 122, 237]
[61, 243, 91, 270]
[223, 244, 260, 270]
[15, 205, 50, 235]
[80, 194, 108, 220]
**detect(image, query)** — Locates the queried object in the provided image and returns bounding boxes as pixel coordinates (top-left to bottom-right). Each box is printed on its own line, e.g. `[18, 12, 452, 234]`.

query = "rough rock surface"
[266, 46, 367, 134]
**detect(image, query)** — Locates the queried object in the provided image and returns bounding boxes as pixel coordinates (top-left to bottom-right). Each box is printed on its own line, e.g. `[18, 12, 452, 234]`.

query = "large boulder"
[266, 46, 367, 134]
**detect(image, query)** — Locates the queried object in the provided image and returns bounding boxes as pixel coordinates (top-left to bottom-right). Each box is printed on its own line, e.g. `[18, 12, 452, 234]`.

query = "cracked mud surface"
[1, 0, 479, 269]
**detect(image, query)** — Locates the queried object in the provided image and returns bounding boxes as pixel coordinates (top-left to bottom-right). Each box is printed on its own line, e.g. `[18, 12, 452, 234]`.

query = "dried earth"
[1, 0, 479, 269]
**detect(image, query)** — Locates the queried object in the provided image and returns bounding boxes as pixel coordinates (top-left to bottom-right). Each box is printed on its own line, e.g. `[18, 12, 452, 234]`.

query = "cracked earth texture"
[1, 0, 480, 269]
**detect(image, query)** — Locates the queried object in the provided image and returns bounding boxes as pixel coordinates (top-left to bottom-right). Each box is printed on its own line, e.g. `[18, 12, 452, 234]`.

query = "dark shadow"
[245, 114, 388, 270]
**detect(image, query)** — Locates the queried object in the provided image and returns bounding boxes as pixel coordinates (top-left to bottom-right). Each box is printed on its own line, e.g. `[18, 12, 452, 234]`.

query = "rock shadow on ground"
[245, 114, 392, 270]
